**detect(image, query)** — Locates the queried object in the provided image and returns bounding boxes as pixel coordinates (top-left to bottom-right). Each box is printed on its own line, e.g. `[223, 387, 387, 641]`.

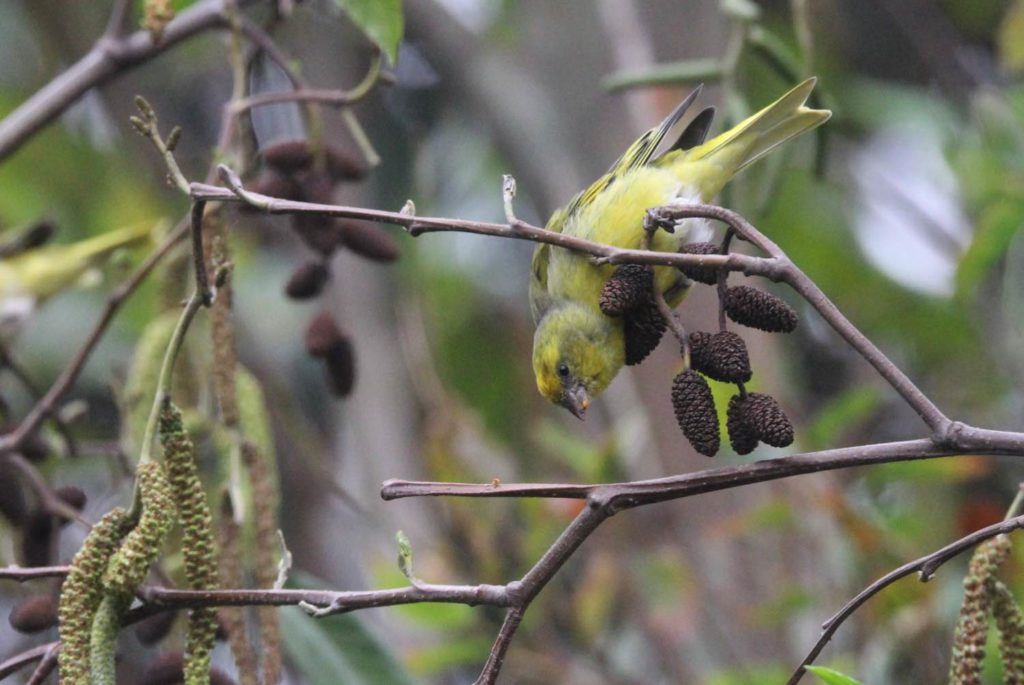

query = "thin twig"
[24, 643, 58, 685]
[0, 344, 78, 457]
[0, 642, 56, 680]
[787, 513, 1024, 684]
[0, 0, 231, 161]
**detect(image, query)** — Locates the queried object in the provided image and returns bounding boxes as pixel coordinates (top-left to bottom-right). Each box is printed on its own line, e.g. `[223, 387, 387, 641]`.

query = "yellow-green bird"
[0, 223, 153, 333]
[531, 78, 830, 418]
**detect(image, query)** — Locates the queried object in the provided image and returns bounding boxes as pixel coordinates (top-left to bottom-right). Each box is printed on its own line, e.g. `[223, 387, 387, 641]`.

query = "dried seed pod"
[262, 140, 313, 174]
[134, 609, 177, 645]
[21, 510, 54, 567]
[323, 337, 356, 397]
[688, 331, 751, 383]
[723, 285, 798, 333]
[19, 430, 51, 462]
[143, 652, 187, 685]
[9, 593, 58, 633]
[59, 507, 133, 685]
[338, 221, 400, 263]
[0, 460, 27, 526]
[623, 297, 667, 366]
[741, 393, 794, 448]
[296, 170, 335, 204]
[291, 215, 344, 256]
[103, 461, 175, 595]
[599, 265, 652, 316]
[325, 145, 368, 181]
[159, 401, 218, 683]
[678, 242, 722, 285]
[55, 485, 87, 511]
[284, 261, 330, 300]
[305, 313, 343, 357]
[671, 370, 720, 457]
[245, 172, 302, 201]
[726, 394, 759, 455]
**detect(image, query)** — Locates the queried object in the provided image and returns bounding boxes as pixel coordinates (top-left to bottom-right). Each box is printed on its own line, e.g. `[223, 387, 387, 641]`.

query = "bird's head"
[532, 304, 623, 419]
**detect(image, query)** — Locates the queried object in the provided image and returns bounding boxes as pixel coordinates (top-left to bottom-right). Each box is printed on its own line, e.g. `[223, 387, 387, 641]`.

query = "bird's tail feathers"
[691, 77, 830, 173]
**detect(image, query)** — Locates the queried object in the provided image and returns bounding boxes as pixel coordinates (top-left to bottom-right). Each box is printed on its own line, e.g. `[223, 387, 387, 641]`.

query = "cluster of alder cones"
[599, 240, 797, 457]
[245, 139, 401, 398]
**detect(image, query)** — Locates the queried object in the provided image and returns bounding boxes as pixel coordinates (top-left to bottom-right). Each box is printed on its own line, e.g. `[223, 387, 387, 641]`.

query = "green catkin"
[160, 399, 218, 685]
[89, 593, 131, 685]
[103, 461, 175, 594]
[990, 579, 1024, 684]
[57, 507, 132, 685]
[950, 535, 1013, 684]
[237, 366, 283, 684]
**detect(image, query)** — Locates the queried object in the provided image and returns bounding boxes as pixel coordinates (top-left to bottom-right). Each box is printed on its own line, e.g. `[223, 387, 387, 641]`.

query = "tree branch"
[787, 513, 1024, 684]
[0, 0, 232, 161]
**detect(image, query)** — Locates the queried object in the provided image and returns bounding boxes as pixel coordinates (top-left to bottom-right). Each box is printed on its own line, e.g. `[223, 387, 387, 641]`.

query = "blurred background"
[1, 0, 1024, 683]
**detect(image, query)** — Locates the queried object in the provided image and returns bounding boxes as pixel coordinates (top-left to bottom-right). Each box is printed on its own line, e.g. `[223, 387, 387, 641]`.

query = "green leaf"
[334, 0, 404, 63]
[281, 570, 418, 685]
[805, 665, 863, 685]
[396, 530, 414, 581]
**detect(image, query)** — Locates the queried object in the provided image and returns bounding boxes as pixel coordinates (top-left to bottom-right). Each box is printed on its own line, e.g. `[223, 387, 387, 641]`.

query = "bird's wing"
[559, 85, 705, 225]
[529, 243, 552, 324]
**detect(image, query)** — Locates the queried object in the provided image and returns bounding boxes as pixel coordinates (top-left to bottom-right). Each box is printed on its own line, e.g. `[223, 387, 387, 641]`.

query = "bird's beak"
[561, 384, 590, 420]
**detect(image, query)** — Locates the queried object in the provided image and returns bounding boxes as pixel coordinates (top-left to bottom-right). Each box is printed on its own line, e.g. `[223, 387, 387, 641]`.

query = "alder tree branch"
[3, 16, 1019, 677]
[0, 0, 235, 161]
[183, 168, 1024, 683]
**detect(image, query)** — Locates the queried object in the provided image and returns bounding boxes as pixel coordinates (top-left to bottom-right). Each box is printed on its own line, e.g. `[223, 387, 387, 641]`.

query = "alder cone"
[671, 370, 720, 457]
[323, 337, 356, 397]
[134, 610, 177, 645]
[305, 313, 344, 357]
[304, 313, 356, 396]
[0, 460, 27, 525]
[730, 392, 794, 448]
[623, 296, 666, 365]
[19, 430, 51, 462]
[262, 139, 313, 174]
[599, 264, 652, 316]
[21, 510, 53, 567]
[723, 285, 798, 333]
[291, 215, 344, 256]
[245, 172, 302, 202]
[678, 242, 721, 285]
[9, 594, 58, 633]
[285, 261, 330, 300]
[338, 221, 400, 262]
[726, 394, 759, 455]
[55, 485, 87, 525]
[743, 393, 794, 447]
[325, 145, 368, 181]
[688, 330, 751, 383]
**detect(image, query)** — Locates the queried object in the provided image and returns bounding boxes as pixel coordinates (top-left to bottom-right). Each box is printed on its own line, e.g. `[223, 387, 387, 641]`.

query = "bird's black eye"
[557, 362, 570, 378]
